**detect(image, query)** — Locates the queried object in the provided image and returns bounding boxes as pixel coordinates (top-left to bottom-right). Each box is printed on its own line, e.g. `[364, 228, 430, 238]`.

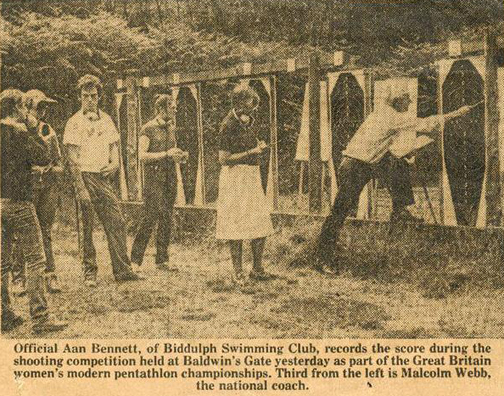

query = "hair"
[154, 94, 175, 114]
[387, 92, 411, 109]
[231, 85, 260, 110]
[77, 74, 103, 95]
[0, 88, 24, 118]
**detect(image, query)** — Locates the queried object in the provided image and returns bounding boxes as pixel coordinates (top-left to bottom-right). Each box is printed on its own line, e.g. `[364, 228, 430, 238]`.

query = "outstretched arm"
[418, 103, 480, 133]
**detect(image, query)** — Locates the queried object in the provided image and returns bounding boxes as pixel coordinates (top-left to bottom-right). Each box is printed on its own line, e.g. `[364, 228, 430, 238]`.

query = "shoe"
[232, 272, 248, 287]
[156, 262, 179, 272]
[313, 254, 340, 276]
[317, 263, 340, 276]
[249, 269, 277, 281]
[12, 280, 26, 297]
[46, 275, 62, 293]
[84, 279, 97, 288]
[1, 314, 24, 332]
[115, 272, 143, 282]
[131, 262, 144, 276]
[32, 317, 68, 334]
[390, 210, 424, 224]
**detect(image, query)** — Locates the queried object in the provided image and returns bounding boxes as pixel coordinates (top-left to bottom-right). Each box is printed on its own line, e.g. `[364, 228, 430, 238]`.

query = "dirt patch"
[270, 294, 390, 331]
[115, 292, 171, 312]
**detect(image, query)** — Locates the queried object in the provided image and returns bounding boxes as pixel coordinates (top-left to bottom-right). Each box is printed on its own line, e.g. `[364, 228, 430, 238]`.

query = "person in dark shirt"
[130, 94, 187, 273]
[216, 85, 275, 287]
[11, 90, 64, 295]
[1, 89, 67, 334]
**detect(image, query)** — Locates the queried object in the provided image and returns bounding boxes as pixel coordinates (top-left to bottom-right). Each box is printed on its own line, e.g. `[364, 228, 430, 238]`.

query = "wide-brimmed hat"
[24, 89, 57, 108]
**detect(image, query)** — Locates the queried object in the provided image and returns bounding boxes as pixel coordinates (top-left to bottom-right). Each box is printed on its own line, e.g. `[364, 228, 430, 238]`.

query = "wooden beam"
[450, 36, 504, 58]
[484, 30, 502, 226]
[125, 77, 140, 201]
[133, 52, 356, 87]
[308, 53, 322, 214]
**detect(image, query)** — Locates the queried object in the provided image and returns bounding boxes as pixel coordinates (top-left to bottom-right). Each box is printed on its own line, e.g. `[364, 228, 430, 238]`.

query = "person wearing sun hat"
[11, 89, 64, 296]
[1, 88, 68, 334]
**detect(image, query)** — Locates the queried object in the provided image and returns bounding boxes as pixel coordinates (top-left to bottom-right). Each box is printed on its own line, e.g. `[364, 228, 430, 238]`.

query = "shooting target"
[441, 58, 486, 226]
[176, 86, 200, 205]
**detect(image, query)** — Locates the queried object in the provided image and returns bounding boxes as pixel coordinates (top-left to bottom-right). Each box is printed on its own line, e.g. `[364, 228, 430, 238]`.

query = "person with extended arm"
[314, 86, 474, 275]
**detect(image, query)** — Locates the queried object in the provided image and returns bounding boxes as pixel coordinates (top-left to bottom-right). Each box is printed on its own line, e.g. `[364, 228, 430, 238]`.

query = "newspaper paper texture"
[1, 1, 503, 395]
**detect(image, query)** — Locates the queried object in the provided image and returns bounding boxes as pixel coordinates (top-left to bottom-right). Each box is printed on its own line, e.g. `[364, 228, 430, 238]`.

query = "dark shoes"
[313, 250, 340, 276]
[1, 313, 24, 332]
[249, 269, 277, 281]
[84, 279, 98, 288]
[33, 317, 68, 334]
[46, 275, 62, 293]
[115, 272, 143, 282]
[156, 262, 179, 272]
[390, 210, 424, 224]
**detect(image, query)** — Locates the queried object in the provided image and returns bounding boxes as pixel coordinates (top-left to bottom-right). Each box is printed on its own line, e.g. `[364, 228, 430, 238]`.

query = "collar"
[232, 109, 254, 127]
[155, 116, 176, 129]
[81, 108, 101, 120]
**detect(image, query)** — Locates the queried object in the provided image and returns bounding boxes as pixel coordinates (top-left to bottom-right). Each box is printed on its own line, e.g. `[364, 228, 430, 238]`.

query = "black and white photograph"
[1, 0, 503, 343]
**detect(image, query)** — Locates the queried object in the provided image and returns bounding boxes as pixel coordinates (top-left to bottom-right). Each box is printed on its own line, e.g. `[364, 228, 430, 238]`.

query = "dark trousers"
[131, 168, 177, 265]
[1, 199, 48, 326]
[12, 176, 59, 283]
[318, 155, 415, 256]
[80, 172, 132, 280]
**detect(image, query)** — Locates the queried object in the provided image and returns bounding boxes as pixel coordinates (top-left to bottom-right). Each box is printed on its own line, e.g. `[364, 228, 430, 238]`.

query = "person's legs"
[251, 237, 266, 272]
[317, 157, 373, 261]
[34, 183, 58, 275]
[33, 181, 61, 291]
[377, 155, 420, 222]
[11, 202, 49, 325]
[1, 209, 23, 331]
[229, 240, 244, 280]
[131, 176, 165, 268]
[3, 200, 66, 332]
[84, 173, 137, 280]
[10, 243, 26, 296]
[155, 173, 177, 268]
[130, 210, 157, 266]
[80, 200, 97, 281]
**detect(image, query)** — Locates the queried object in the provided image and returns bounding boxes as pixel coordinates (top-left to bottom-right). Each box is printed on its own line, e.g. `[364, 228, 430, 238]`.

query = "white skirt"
[216, 165, 274, 240]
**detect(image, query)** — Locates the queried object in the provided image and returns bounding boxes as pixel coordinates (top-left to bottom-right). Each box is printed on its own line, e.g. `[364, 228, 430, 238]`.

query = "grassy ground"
[3, 219, 504, 339]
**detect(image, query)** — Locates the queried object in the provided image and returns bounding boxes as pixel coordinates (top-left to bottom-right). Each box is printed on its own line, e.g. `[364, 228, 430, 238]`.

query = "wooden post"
[125, 77, 140, 201]
[269, 75, 280, 211]
[364, 71, 376, 219]
[484, 30, 502, 226]
[437, 62, 445, 225]
[196, 83, 206, 205]
[308, 53, 322, 213]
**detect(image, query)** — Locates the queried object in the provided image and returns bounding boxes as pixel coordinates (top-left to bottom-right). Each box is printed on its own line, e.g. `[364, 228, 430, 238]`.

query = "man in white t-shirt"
[315, 87, 474, 274]
[64, 75, 142, 287]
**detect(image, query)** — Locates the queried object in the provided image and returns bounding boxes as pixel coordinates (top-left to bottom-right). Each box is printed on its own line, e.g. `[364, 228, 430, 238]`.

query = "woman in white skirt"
[216, 85, 275, 286]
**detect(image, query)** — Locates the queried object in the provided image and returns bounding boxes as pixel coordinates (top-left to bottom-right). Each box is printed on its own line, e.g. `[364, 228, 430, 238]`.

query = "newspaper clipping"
[1, 0, 503, 395]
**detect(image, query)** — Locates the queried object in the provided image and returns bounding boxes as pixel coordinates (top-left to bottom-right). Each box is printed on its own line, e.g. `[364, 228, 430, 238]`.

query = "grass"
[2, 218, 503, 339]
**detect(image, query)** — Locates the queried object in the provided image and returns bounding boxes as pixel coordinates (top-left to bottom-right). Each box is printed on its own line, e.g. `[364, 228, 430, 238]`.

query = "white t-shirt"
[63, 109, 119, 172]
